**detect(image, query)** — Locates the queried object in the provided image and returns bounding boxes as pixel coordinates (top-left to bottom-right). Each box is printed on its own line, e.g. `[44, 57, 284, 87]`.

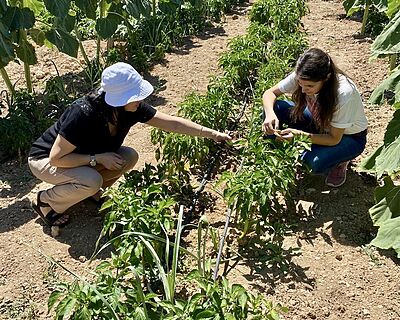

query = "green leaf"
[0, 22, 15, 68]
[371, 10, 400, 59]
[75, 306, 91, 319]
[370, 216, 400, 257]
[75, 0, 97, 20]
[47, 290, 64, 311]
[95, 13, 120, 39]
[158, 0, 180, 14]
[43, 0, 71, 18]
[374, 135, 400, 177]
[16, 36, 37, 64]
[0, 0, 6, 14]
[369, 66, 400, 104]
[22, 0, 45, 16]
[195, 310, 216, 319]
[387, 0, 400, 17]
[361, 110, 400, 176]
[343, 0, 364, 16]
[383, 109, 400, 145]
[54, 14, 75, 33]
[46, 27, 78, 57]
[125, 0, 151, 19]
[370, 176, 400, 225]
[360, 145, 384, 171]
[3, 7, 35, 31]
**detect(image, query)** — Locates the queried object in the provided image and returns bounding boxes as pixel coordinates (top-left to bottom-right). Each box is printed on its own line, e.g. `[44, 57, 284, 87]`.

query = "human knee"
[119, 147, 139, 171]
[79, 170, 103, 195]
[304, 156, 326, 174]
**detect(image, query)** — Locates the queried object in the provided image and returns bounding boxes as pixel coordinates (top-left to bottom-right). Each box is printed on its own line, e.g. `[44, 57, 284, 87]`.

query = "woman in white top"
[262, 48, 368, 187]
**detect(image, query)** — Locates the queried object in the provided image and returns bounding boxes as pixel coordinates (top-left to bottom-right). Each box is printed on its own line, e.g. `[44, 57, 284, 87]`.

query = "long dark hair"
[291, 48, 342, 131]
[87, 91, 124, 127]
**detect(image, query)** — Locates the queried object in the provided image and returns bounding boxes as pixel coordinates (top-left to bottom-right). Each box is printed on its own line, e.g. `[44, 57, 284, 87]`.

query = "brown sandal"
[32, 191, 70, 227]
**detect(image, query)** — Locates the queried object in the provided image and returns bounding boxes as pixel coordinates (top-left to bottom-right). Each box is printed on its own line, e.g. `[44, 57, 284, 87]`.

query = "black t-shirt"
[29, 95, 157, 160]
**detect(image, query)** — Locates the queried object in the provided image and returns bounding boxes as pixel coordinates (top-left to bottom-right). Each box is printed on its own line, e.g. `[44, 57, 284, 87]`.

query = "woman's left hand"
[278, 128, 303, 141]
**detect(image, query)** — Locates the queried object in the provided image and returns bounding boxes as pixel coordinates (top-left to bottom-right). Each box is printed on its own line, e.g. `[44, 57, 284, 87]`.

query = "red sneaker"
[325, 161, 349, 187]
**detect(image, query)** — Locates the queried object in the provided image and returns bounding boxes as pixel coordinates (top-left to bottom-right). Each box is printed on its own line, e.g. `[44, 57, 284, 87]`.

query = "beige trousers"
[28, 146, 138, 213]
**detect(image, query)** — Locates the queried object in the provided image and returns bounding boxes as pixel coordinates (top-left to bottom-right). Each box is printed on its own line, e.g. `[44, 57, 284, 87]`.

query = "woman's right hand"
[262, 111, 279, 135]
[97, 152, 126, 170]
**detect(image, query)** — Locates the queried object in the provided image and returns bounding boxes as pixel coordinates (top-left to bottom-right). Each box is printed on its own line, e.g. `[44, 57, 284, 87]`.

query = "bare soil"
[0, 1, 399, 319]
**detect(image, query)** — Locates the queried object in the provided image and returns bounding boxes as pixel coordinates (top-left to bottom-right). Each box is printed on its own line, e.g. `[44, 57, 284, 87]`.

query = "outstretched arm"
[146, 111, 231, 142]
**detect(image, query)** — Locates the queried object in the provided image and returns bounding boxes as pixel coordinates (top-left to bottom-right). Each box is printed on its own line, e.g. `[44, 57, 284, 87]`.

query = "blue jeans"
[270, 100, 367, 174]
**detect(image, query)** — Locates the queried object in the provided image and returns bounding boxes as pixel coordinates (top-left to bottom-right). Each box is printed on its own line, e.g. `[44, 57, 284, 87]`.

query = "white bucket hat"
[100, 62, 154, 107]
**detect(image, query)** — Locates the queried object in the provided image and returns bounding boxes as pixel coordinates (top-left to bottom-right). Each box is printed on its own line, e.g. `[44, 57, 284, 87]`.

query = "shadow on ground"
[220, 167, 382, 292]
[36, 200, 112, 260]
[292, 167, 378, 247]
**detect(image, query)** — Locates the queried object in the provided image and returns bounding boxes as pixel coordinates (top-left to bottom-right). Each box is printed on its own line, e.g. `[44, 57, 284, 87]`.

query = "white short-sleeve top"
[277, 72, 368, 134]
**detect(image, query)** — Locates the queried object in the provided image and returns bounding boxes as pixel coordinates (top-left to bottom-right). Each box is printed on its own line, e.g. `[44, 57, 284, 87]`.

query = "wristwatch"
[89, 154, 97, 167]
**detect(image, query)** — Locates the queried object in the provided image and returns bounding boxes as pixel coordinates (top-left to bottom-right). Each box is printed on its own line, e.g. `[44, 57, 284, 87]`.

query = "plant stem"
[213, 209, 232, 281]
[97, 0, 107, 63]
[23, 62, 32, 92]
[74, 25, 90, 65]
[152, 0, 156, 16]
[0, 67, 15, 95]
[19, 30, 33, 92]
[389, 54, 397, 71]
[361, 4, 370, 36]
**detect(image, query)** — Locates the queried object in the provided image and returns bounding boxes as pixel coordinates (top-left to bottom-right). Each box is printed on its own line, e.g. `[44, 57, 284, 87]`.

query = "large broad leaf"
[46, 27, 78, 57]
[361, 110, 400, 176]
[53, 14, 76, 33]
[74, 0, 97, 20]
[124, 0, 151, 19]
[370, 177, 400, 225]
[16, 36, 37, 64]
[3, 7, 35, 31]
[0, 21, 15, 68]
[369, 177, 400, 258]
[0, 0, 7, 14]
[370, 216, 400, 258]
[369, 65, 400, 104]
[371, 9, 400, 59]
[22, 0, 45, 16]
[95, 13, 121, 39]
[43, 0, 71, 18]
[387, 0, 400, 18]
[158, 0, 180, 15]
[383, 109, 400, 144]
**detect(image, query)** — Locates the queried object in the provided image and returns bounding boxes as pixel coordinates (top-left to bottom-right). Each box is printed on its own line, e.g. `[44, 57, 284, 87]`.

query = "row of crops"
[0, 0, 399, 318]
[44, 0, 311, 318]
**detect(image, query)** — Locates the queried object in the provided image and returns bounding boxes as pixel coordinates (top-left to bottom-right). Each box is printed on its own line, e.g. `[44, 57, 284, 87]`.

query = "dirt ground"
[0, 0, 399, 319]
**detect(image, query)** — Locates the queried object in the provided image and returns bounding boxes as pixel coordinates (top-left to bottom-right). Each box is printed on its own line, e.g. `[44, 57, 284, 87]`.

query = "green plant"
[343, 0, 388, 35]
[219, 107, 311, 238]
[162, 270, 288, 319]
[249, 0, 307, 33]
[0, 89, 60, 160]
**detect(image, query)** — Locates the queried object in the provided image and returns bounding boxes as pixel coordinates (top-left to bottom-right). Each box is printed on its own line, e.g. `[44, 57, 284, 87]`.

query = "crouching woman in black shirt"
[28, 62, 231, 227]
